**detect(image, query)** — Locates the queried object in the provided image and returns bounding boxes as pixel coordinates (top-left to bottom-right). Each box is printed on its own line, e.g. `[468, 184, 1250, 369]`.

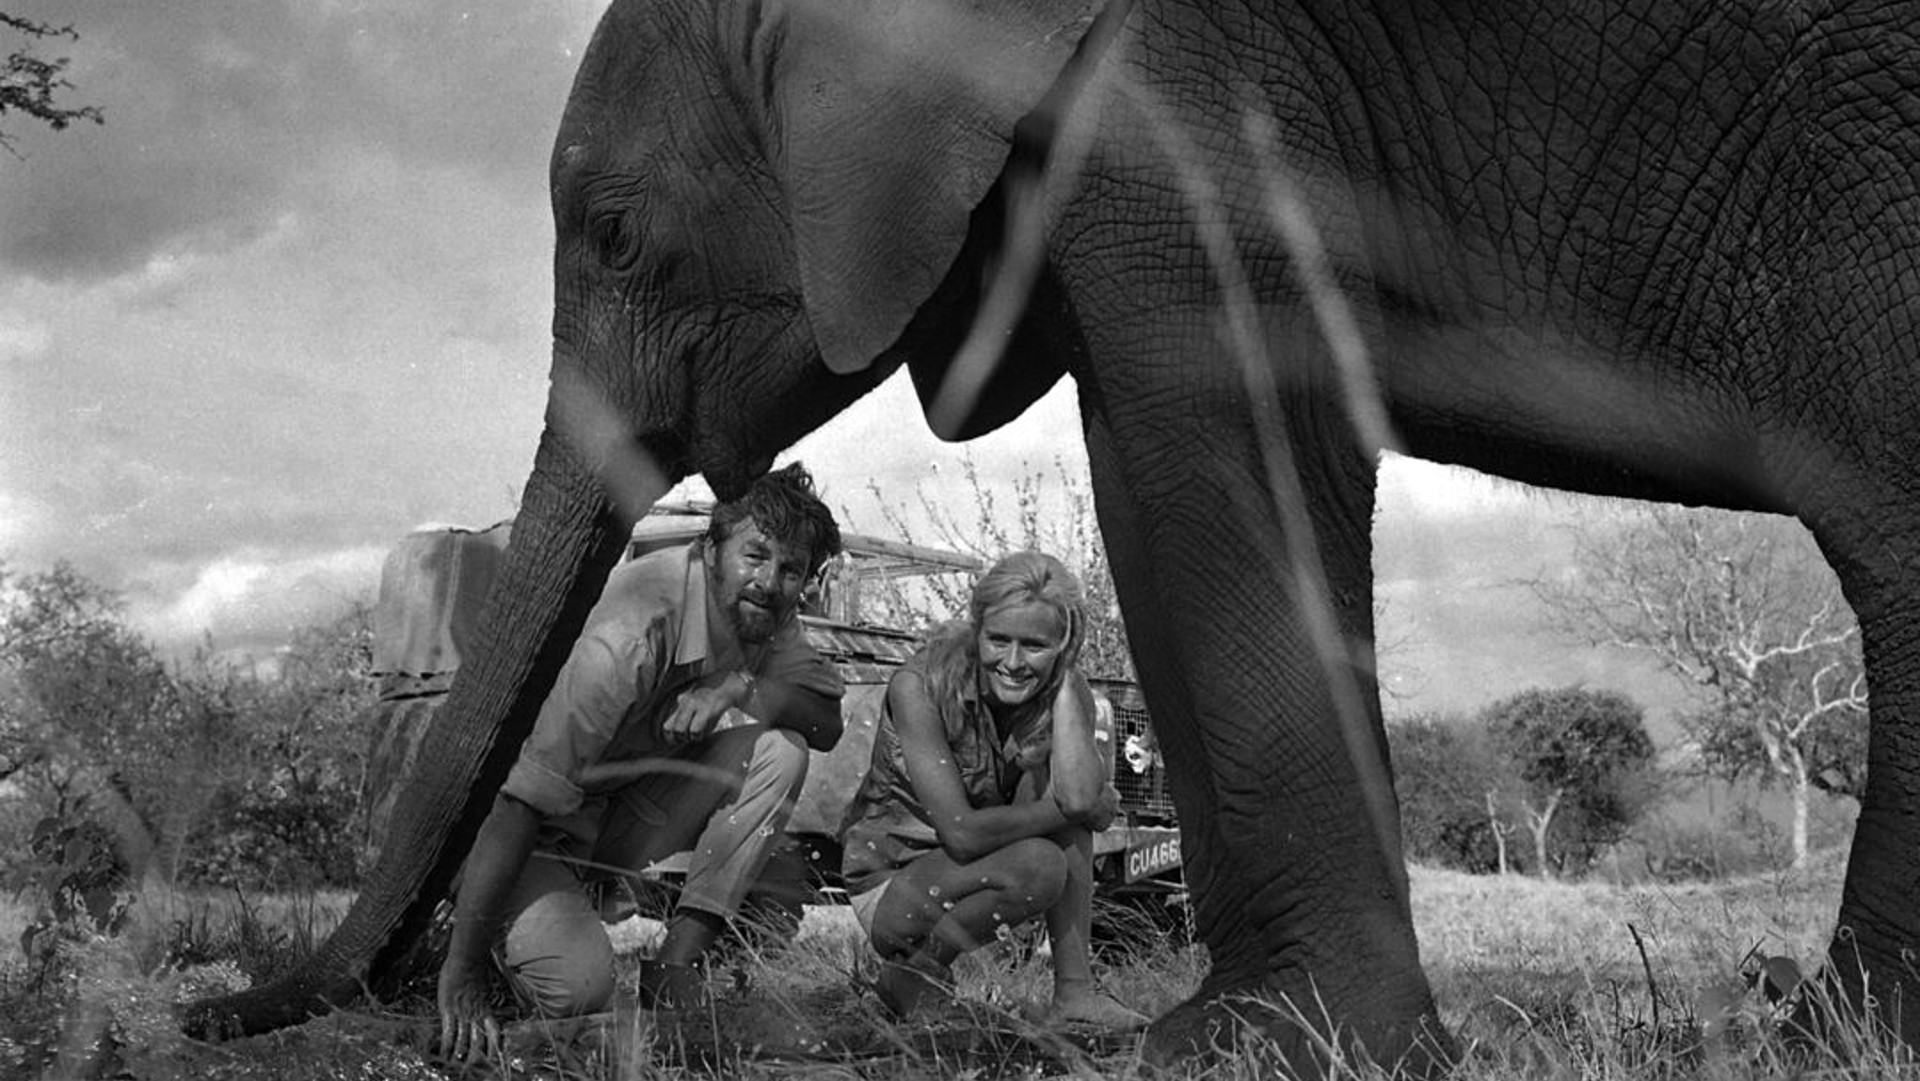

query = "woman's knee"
[936, 842, 1069, 944]
[998, 838, 1071, 905]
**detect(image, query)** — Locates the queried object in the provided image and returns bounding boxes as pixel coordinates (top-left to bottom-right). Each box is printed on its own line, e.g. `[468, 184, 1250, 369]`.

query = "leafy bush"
[1483, 686, 1660, 876]
[181, 777, 362, 891]
[1, 561, 233, 882]
[1391, 714, 1507, 872]
[17, 810, 134, 987]
[1622, 796, 1828, 883]
[1, 561, 376, 894]
[177, 602, 376, 891]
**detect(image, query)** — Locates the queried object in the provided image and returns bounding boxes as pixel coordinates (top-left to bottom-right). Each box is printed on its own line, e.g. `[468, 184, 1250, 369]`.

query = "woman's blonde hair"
[920, 551, 1086, 727]
[967, 550, 1085, 659]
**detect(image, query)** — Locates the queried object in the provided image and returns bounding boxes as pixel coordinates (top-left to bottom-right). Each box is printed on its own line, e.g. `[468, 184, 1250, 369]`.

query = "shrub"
[181, 776, 362, 891]
[1483, 686, 1660, 876]
[1391, 714, 1507, 872]
[17, 810, 134, 987]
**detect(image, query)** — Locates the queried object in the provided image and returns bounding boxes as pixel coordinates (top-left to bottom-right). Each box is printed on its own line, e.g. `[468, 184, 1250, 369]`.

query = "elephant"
[188, 0, 1920, 1073]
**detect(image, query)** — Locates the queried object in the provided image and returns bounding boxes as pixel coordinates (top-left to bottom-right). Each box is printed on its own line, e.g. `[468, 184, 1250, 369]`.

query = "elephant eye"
[588, 209, 644, 273]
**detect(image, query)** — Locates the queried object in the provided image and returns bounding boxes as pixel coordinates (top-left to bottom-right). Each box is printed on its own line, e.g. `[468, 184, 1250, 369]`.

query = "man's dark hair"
[705, 462, 843, 577]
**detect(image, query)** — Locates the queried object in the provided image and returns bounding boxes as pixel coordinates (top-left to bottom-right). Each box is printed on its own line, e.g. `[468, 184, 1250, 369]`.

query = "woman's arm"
[890, 669, 1069, 863]
[1043, 672, 1111, 823]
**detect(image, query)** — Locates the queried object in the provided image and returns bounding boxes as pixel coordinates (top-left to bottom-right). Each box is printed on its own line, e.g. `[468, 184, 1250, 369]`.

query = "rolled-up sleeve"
[502, 629, 651, 818]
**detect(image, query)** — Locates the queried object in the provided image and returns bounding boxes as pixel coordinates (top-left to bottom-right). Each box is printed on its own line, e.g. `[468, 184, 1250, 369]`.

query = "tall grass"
[6, 854, 1914, 1079]
[0, 884, 352, 1080]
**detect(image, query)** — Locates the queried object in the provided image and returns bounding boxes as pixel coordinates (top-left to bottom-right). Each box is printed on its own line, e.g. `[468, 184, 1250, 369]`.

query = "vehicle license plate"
[1123, 830, 1182, 882]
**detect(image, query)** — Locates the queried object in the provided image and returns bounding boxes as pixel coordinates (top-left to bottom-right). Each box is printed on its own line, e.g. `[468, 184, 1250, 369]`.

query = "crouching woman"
[839, 551, 1143, 1028]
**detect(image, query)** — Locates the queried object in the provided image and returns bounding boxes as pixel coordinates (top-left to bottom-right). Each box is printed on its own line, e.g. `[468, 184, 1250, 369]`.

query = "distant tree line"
[0, 561, 377, 896]
[1394, 504, 1868, 880]
[1531, 506, 1865, 870]
[1393, 686, 1659, 878]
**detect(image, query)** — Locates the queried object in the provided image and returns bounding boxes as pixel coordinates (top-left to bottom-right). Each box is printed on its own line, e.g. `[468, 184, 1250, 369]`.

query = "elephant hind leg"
[1772, 156, 1920, 1051]
[1794, 483, 1920, 1050]
[1812, 588, 1920, 1049]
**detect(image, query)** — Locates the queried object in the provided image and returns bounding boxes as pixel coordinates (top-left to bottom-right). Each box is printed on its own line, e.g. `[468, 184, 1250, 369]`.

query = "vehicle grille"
[1094, 681, 1176, 821]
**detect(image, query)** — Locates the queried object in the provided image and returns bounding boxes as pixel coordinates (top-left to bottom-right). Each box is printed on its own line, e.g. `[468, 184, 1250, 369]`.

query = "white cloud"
[130, 544, 387, 651]
[0, 318, 55, 537]
[1378, 454, 1528, 520]
[154, 558, 273, 638]
[0, 490, 50, 554]
[0, 319, 51, 360]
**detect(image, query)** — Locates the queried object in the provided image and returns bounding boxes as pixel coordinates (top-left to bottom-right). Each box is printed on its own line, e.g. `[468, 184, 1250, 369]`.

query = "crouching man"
[439, 464, 844, 1062]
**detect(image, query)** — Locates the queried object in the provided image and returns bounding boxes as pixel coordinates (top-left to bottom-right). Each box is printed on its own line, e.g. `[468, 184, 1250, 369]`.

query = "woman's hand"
[1054, 778, 1122, 831]
[1085, 781, 1122, 832]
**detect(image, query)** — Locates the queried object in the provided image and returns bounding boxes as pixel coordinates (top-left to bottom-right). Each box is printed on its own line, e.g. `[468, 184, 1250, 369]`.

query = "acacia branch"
[1725, 608, 1856, 678]
[1785, 662, 1869, 740]
[2, 14, 104, 157]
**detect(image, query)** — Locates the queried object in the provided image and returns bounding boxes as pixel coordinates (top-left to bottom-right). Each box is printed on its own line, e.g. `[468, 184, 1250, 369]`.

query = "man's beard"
[730, 595, 783, 643]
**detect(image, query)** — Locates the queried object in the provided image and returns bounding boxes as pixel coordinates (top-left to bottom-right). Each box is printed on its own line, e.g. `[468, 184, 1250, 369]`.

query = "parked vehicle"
[361, 505, 1183, 933]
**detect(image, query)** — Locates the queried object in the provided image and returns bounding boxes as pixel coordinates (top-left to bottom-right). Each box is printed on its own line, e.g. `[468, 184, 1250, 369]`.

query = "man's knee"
[510, 956, 615, 1017]
[706, 724, 807, 789]
[502, 888, 616, 1016]
[747, 727, 809, 791]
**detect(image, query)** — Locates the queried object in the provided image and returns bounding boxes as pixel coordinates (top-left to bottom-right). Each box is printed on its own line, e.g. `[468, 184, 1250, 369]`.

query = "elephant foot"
[1787, 933, 1920, 1057]
[1142, 977, 1455, 1079]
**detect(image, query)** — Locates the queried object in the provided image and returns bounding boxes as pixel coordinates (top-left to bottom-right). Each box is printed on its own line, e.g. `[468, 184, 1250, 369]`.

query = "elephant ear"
[762, 0, 1103, 375]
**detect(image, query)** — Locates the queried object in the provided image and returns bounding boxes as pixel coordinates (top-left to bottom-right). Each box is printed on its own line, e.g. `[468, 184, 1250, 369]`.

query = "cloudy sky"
[0, 1, 1703, 724]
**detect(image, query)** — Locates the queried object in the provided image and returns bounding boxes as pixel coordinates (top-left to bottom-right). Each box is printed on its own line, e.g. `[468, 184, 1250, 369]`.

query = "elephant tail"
[180, 950, 367, 1040]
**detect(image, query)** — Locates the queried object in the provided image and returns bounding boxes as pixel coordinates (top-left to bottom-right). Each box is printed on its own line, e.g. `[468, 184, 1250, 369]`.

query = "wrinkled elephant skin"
[189, 0, 1920, 1074]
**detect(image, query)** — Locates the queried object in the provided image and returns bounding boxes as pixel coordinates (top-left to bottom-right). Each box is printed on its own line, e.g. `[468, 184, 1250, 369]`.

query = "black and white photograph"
[1, 2, 1913, 1077]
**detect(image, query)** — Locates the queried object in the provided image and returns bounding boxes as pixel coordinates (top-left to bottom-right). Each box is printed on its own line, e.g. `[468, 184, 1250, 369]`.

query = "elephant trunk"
[183, 423, 647, 1037]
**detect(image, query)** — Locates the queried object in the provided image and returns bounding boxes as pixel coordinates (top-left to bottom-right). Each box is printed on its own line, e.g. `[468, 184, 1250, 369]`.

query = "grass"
[1409, 853, 1861, 1081]
[3, 851, 1914, 1079]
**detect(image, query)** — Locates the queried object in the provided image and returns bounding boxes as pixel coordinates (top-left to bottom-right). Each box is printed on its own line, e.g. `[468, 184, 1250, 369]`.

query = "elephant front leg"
[1081, 394, 1449, 1074]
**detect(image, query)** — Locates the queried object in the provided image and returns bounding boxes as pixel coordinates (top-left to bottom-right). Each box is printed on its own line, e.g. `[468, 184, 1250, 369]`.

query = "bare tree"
[1482, 789, 1512, 875]
[1513, 786, 1563, 879]
[1532, 507, 1865, 869]
[1, 13, 102, 156]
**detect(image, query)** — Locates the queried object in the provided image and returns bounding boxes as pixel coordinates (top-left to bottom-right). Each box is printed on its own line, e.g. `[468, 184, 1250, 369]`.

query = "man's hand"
[659, 671, 751, 744]
[437, 957, 502, 1069]
[436, 794, 539, 1069]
